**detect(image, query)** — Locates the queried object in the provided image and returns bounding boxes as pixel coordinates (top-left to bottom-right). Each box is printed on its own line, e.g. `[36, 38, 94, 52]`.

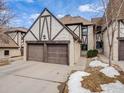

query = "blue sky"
[6, 0, 104, 28]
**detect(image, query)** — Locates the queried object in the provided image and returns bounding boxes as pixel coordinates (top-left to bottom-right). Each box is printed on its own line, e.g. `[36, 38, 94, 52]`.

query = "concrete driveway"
[0, 60, 85, 93]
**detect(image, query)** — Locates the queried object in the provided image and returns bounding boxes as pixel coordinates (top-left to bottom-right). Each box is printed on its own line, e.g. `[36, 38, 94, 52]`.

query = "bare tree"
[100, 0, 124, 66]
[0, 0, 14, 26]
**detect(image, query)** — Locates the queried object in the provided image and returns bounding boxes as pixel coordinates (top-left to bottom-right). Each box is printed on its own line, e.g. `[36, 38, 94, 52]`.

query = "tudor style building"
[5, 27, 27, 55]
[0, 27, 20, 59]
[5, 27, 27, 47]
[24, 8, 82, 66]
[92, 0, 124, 61]
[60, 15, 94, 51]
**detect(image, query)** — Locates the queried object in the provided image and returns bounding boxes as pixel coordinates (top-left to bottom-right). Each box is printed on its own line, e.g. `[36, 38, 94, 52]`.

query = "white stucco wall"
[74, 41, 80, 64]
[0, 48, 21, 59]
[88, 26, 94, 50]
[103, 22, 119, 61]
[120, 21, 124, 37]
[67, 25, 82, 39]
[24, 42, 27, 61]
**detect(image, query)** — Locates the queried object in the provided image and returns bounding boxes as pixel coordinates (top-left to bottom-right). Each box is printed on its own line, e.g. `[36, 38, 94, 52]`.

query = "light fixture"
[43, 34, 46, 40]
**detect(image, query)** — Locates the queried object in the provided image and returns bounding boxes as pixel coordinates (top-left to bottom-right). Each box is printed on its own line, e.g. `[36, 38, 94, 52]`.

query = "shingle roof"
[91, 17, 103, 26]
[106, 0, 124, 21]
[0, 33, 18, 48]
[92, 0, 124, 26]
[5, 27, 27, 33]
[0, 27, 19, 48]
[59, 15, 93, 25]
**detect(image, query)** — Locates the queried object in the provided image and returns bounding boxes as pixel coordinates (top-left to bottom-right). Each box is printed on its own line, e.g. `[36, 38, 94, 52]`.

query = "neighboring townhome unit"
[60, 15, 94, 55]
[0, 32, 20, 59]
[5, 27, 27, 55]
[24, 8, 81, 66]
[93, 0, 124, 61]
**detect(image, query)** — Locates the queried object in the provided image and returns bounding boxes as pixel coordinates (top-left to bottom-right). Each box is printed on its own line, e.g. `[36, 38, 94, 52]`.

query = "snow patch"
[68, 71, 91, 93]
[89, 60, 108, 68]
[101, 81, 124, 93]
[100, 67, 120, 77]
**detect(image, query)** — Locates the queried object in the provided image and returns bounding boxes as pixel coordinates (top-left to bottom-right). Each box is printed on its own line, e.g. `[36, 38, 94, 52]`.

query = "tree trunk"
[109, 45, 112, 66]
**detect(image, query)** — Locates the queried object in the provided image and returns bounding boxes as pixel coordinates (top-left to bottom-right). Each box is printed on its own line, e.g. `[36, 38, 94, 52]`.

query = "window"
[96, 33, 103, 49]
[96, 41, 103, 49]
[81, 44, 87, 50]
[4, 50, 9, 56]
[96, 26, 102, 31]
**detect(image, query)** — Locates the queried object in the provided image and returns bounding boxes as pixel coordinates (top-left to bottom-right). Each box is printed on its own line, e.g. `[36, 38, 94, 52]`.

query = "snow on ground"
[101, 81, 124, 93]
[68, 71, 91, 93]
[67, 60, 124, 93]
[89, 60, 109, 68]
[100, 66, 120, 77]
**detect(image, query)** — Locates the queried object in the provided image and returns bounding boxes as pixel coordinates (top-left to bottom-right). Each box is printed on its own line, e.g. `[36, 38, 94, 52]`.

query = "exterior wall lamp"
[43, 34, 46, 40]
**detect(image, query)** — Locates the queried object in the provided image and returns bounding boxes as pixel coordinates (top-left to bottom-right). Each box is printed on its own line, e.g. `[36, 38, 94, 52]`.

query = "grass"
[63, 67, 124, 93]
[58, 83, 68, 93]
[81, 67, 124, 92]
[81, 70, 115, 92]
[116, 71, 124, 84]
[63, 85, 68, 93]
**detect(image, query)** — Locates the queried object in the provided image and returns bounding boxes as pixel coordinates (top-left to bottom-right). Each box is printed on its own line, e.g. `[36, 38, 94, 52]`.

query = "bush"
[87, 49, 98, 58]
[92, 49, 98, 57]
[87, 50, 93, 58]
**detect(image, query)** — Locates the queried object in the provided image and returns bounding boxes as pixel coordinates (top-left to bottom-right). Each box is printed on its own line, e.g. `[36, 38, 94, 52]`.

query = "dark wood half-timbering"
[24, 8, 79, 42]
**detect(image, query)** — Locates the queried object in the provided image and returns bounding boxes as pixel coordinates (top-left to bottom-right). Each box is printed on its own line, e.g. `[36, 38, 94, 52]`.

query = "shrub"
[87, 49, 98, 58]
[92, 49, 98, 57]
[87, 50, 93, 58]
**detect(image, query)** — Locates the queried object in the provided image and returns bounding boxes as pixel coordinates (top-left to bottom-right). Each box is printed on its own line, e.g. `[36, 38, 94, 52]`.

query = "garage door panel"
[48, 53, 67, 57]
[119, 41, 124, 61]
[27, 43, 68, 65]
[47, 44, 68, 65]
[28, 44, 44, 62]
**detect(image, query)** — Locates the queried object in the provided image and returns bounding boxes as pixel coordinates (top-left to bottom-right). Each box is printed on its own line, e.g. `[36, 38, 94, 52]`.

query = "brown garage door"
[119, 41, 124, 60]
[47, 44, 68, 65]
[27, 43, 69, 65]
[27, 44, 44, 62]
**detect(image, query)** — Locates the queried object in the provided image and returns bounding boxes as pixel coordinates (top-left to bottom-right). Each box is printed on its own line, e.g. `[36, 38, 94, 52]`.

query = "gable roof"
[106, 0, 124, 21]
[91, 17, 103, 26]
[0, 33, 18, 48]
[60, 15, 93, 25]
[92, 0, 124, 28]
[0, 26, 9, 33]
[5, 27, 27, 33]
[24, 8, 80, 40]
[0, 26, 19, 48]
